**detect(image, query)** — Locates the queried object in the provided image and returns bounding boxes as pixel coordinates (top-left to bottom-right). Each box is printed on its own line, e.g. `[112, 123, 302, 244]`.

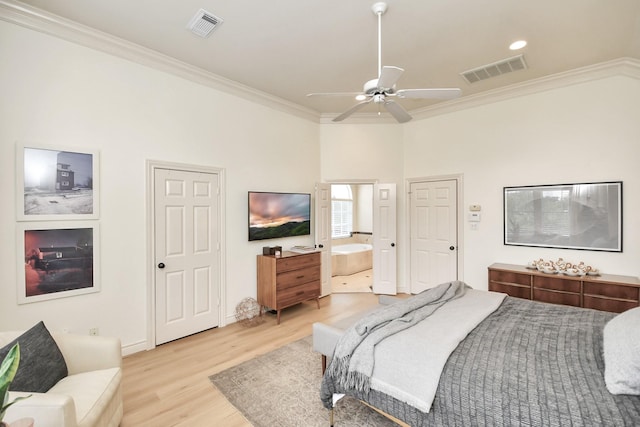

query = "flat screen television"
[248, 191, 311, 241]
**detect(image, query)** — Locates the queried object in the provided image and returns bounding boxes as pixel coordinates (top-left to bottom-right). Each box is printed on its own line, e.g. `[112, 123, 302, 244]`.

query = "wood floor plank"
[121, 292, 383, 426]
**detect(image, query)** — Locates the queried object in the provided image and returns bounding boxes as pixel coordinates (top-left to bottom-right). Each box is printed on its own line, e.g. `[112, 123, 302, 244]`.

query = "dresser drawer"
[533, 275, 581, 293]
[583, 281, 639, 302]
[276, 253, 320, 273]
[583, 295, 638, 313]
[277, 283, 320, 308]
[533, 288, 581, 307]
[489, 282, 531, 299]
[489, 270, 531, 287]
[276, 265, 321, 290]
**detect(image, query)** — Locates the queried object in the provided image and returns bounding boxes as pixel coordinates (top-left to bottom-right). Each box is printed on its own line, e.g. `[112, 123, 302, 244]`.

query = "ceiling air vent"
[187, 9, 223, 38]
[460, 54, 527, 84]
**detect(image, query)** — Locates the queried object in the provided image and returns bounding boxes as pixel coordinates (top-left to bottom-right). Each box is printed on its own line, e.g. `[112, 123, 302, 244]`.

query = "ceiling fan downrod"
[372, 2, 388, 78]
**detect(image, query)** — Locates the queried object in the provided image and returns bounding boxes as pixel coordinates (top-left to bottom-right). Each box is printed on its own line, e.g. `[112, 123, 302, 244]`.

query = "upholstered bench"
[312, 295, 402, 373]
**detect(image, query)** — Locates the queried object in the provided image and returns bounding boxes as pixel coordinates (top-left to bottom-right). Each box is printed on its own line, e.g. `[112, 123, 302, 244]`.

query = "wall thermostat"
[468, 212, 481, 222]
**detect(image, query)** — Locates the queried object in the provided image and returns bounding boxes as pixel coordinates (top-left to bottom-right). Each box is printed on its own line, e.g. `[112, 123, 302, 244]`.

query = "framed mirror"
[504, 181, 622, 252]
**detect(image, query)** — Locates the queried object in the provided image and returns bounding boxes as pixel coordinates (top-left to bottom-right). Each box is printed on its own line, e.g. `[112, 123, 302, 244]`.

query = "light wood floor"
[121, 292, 383, 426]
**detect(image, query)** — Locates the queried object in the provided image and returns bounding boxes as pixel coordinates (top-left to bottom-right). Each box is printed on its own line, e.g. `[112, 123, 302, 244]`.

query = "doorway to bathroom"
[330, 183, 374, 293]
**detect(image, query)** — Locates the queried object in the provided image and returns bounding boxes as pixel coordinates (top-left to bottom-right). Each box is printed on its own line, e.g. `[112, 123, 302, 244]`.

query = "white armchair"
[1, 331, 123, 427]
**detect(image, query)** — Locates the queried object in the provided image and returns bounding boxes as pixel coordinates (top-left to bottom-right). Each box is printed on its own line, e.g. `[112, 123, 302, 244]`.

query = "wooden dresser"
[488, 263, 640, 313]
[257, 251, 321, 324]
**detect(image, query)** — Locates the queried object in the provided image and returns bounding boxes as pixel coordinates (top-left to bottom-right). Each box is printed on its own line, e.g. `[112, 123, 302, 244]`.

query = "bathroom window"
[331, 185, 352, 238]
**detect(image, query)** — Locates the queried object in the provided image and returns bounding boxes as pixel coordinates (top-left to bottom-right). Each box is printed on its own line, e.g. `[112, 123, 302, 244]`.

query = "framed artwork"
[504, 181, 622, 252]
[17, 222, 100, 304]
[16, 143, 99, 221]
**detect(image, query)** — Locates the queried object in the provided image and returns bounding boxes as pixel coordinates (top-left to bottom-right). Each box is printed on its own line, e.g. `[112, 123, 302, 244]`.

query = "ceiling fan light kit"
[307, 1, 462, 123]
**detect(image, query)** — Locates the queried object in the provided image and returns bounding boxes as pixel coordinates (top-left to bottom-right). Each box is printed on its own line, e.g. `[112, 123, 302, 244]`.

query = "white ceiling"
[9, 0, 640, 121]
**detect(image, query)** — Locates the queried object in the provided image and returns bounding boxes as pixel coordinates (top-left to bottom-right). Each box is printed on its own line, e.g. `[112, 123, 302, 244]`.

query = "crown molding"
[410, 57, 640, 121]
[0, 0, 320, 123]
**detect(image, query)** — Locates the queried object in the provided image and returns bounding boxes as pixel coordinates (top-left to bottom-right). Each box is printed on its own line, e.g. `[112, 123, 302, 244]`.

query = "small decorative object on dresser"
[257, 251, 321, 324]
[488, 263, 640, 313]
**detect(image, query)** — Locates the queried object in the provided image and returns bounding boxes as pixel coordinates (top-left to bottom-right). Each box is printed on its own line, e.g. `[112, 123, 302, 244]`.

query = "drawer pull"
[296, 275, 305, 279]
[296, 291, 305, 296]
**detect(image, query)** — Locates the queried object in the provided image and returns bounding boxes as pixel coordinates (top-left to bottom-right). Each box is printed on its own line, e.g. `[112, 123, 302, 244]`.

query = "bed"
[319, 282, 640, 426]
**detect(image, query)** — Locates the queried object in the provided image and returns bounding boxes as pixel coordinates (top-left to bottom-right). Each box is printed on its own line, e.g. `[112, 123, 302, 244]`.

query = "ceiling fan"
[307, 2, 461, 123]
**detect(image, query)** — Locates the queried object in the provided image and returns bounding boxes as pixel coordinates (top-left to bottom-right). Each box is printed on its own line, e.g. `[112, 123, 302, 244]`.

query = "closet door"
[409, 179, 457, 294]
[154, 168, 220, 345]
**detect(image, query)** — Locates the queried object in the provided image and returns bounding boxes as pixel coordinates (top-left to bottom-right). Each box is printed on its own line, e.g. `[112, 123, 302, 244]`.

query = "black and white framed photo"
[504, 181, 622, 252]
[17, 143, 99, 221]
[17, 222, 100, 304]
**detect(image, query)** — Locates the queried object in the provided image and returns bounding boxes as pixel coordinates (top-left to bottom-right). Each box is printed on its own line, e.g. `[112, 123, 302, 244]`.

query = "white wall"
[319, 124, 407, 290]
[355, 184, 373, 233]
[0, 21, 319, 353]
[404, 75, 640, 290]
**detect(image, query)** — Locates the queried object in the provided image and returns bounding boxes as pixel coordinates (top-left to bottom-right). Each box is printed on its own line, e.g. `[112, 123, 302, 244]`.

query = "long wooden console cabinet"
[257, 251, 321, 324]
[488, 263, 640, 313]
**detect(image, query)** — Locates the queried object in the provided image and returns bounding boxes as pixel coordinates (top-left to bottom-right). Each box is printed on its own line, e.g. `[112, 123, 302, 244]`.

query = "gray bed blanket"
[326, 281, 468, 395]
[321, 297, 640, 426]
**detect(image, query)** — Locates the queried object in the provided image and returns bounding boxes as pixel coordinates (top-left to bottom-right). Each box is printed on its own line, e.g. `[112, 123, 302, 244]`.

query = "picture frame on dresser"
[17, 222, 100, 304]
[504, 181, 622, 252]
[16, 143, 100, 221]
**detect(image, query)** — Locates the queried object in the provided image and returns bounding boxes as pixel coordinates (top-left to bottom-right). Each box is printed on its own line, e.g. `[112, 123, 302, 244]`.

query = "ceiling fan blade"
[377, 66, 404, 90]
[383, 99, 412, 123]
[396, 88, 462, 100]
[333, 98, 374, 122]
[306, 92, 363, 97]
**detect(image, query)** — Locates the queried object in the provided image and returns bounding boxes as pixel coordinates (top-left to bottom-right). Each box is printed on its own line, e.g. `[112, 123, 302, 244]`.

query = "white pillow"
[603, 306, 640, 395]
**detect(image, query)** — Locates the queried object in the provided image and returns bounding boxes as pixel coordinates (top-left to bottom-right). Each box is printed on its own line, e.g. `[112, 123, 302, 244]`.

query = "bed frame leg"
[330, 408, 334, 427]
[322, 355, 327, 374]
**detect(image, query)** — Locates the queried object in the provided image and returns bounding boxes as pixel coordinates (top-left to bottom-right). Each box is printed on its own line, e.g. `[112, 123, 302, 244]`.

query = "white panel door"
[373, 183, 397, 295]
[155, 168, 220, 345]
[410, 179, 457, 294]
[315, 183, 332, 297]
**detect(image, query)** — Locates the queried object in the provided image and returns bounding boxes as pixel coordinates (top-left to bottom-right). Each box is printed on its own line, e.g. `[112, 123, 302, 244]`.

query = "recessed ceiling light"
[509, 40, 527, 50]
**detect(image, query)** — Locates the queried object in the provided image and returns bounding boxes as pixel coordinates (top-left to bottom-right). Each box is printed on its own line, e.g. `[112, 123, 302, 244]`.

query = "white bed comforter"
[368, 289, 506, 413]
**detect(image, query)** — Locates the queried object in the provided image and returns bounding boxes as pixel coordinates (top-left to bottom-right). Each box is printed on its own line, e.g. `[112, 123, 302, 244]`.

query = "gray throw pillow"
[0, 321, 68, 392]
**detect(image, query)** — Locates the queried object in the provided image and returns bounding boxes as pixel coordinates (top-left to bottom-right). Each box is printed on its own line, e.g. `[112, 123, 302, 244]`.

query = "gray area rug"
[209, 336, 397, 427]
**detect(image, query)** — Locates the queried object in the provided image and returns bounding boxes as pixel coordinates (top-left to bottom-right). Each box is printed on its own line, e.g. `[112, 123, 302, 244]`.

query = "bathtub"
[331, 243, 373, 276]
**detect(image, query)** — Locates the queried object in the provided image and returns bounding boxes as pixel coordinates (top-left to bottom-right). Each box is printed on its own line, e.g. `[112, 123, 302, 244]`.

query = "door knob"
[449, 246, 455, 251]
[391, 243, 395, 247]
[318, 244, 324, 248]
[158, 263, 165, 269]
